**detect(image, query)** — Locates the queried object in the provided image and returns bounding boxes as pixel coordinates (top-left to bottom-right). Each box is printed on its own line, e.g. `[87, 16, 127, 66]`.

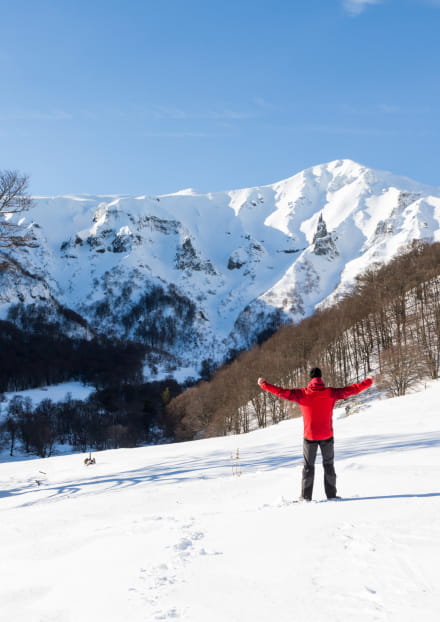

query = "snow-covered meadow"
[1, 381, 439, 621]
[1, 381, 95, 411]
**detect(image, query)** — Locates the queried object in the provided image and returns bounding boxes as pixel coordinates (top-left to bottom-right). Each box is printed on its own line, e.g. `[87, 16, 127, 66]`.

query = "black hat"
[310, 367, 322, 378]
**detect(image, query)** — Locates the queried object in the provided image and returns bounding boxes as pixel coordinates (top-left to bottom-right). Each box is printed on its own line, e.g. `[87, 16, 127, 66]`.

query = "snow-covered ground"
[1, 381, 440, 621]
[1, 381, 95, 410]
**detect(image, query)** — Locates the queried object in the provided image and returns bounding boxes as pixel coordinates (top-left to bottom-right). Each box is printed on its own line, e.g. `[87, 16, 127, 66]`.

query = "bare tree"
[0, 169, 35, 268]
[378, 343, 426, 397]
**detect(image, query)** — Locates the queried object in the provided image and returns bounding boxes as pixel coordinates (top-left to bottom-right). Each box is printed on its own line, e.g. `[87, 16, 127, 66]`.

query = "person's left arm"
[332, 376, 374, 400]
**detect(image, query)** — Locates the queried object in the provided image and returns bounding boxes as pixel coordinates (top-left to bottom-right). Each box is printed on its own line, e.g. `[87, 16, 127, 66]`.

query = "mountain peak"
[167, 187, 200, 196]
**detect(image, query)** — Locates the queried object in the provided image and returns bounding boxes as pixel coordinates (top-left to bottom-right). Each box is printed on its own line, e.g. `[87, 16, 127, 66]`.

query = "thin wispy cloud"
[141, 105, 257, 121]
[341, 102, 431, 115]
[343, 0, 385, 15]
[0, 109, 72, 121]
[341, 103, 401, 115]
[0, 105, 256, 125]
[291, 123, 428, 137]
[253, 96, 283, 112]
[143, 130, 235, 138]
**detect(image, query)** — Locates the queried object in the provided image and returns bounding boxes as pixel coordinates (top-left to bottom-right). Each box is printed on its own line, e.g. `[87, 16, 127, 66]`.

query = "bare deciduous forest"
[167, 241, 440, 441]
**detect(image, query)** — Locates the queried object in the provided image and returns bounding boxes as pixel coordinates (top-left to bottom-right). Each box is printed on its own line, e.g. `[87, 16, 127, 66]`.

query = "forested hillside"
[3, 241, 439, 458]
[167, 241, 440, 440]
[0, 323, 181, 457]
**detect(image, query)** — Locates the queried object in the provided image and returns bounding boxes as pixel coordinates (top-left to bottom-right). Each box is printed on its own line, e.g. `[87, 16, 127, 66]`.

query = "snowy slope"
[1, 381, 440, 621]
[2, 159, 440, 377]
[1, 381, 95, 410]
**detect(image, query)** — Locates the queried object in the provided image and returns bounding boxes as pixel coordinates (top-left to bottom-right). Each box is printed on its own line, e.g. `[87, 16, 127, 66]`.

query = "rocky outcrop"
[312, 214, 339, 259]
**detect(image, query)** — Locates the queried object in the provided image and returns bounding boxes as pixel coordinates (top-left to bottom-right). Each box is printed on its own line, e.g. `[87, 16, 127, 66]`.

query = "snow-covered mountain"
[1, 159, 440, 379]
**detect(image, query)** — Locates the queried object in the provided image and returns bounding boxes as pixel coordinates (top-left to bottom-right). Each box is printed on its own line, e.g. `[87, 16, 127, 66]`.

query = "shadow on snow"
[1, 431, 439, 507]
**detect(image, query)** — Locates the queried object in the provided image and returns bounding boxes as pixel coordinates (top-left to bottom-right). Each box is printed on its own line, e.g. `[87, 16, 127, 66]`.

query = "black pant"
[302, 437, 337, 500]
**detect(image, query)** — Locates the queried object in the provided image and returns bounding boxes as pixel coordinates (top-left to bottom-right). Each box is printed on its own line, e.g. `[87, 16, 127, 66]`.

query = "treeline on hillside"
[0, 381, 180, 458]
[0, 319, 146, 392]
[167, 241, 440, 441]
[0, 316, 184, 457]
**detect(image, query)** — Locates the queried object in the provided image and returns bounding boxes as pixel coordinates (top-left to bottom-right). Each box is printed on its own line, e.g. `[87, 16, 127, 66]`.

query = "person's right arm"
[258, 378, 300, 402]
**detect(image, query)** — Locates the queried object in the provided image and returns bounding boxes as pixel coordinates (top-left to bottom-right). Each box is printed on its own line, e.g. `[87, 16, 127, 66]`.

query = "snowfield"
[1, 381, 95, 410]
[1, 381, 440, 621]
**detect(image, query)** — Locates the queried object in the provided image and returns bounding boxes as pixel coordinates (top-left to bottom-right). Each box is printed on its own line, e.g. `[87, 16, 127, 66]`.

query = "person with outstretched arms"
[258, 368, 374, 501]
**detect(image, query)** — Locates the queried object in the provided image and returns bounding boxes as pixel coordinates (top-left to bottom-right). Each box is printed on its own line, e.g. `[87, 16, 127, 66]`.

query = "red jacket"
[260, 376, 373, 440]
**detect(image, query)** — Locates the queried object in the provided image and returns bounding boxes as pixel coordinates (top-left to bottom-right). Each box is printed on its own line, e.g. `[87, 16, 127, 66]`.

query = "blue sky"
[0, 0, 439, 195]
